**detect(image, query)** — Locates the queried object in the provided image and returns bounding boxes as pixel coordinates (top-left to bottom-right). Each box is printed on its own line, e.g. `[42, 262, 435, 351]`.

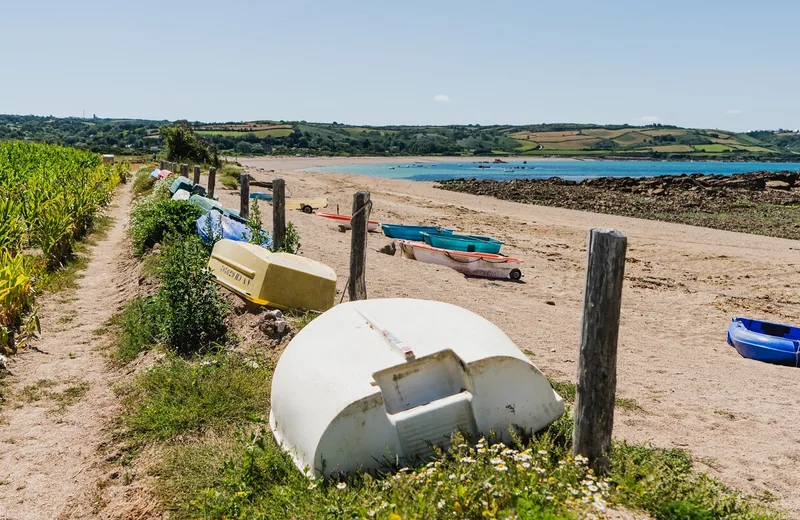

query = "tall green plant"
[156, 236, 228, 354]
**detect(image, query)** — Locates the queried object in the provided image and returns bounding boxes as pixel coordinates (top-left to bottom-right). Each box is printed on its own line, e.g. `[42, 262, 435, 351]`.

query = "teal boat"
[189, 194, 222, 214]
[170, 176, 194, 195]
[382, 223, 453, 241]
[421, 231, 503, 254]
[222, 207, 248, 224]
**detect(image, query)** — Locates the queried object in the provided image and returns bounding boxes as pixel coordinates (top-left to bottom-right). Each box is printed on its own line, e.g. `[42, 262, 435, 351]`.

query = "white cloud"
[433, 94, 450, 102]
[726, 109, 742, 115]
[635, 116, 661, 122]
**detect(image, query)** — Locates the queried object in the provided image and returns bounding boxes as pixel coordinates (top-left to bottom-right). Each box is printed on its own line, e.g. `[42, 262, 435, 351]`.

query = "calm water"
[305, 160, 800, 182]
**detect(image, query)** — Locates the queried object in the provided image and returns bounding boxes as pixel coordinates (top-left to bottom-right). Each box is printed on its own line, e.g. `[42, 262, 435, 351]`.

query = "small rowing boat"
[317, 212, 380, 232]
[250, 192, 273, 202]
[399, 240, 522, 280]
[421, 231, 503, 254]
[381, 223, 454, 241]
[727, 317, 800, 366]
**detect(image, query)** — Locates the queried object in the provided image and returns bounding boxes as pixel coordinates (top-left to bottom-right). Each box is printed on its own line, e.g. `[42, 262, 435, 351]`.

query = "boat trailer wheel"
[509, 268, 522, 281]
[302, 205, 313, 214]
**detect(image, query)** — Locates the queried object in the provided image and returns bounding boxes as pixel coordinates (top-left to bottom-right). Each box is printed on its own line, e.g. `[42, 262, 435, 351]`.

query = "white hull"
[400, 241, 522, 280]
[270, 299, 563, 477]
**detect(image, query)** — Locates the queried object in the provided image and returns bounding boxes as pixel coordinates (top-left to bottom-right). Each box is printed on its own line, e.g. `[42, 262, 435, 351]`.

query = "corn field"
[0, 142, 126, 354]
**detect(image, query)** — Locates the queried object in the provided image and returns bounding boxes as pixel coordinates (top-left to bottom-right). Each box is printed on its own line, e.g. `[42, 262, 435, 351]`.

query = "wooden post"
[239, 173, 250, 220]
[159, 160, 165, 170]
[193, 165, 201, 185]
[348, 191, 371, 301]
[572, 228, 627, 475]
[208, 167, 216, 198]
[272, 178, 286, 251]
[180, 163, 188, 178]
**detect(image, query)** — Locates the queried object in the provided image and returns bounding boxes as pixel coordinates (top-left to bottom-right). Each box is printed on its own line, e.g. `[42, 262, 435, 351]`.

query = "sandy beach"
[217, 156, 800, 514]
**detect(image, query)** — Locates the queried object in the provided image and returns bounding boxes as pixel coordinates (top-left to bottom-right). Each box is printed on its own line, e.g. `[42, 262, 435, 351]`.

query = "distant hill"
[1, 115, 798, 160]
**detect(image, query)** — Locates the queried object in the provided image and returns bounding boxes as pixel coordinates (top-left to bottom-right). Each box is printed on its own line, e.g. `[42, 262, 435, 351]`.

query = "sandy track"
[0, 183, 139, 519]
[232, 156, 800, 515]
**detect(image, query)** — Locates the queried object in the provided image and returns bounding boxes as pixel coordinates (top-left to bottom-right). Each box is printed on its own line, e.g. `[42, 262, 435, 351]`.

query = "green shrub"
[246, 199, 270, 246]
[156, 236, 228, 354]
[122, 354, 271, 440]
[132, 166, 157, 197]
[129, 199, 203, 257]
[113, 297, 163, 363]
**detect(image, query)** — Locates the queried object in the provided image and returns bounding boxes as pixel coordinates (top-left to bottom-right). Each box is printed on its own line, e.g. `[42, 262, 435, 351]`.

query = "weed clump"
[129, 199, 203, 257]
[156, 236, 228, 354]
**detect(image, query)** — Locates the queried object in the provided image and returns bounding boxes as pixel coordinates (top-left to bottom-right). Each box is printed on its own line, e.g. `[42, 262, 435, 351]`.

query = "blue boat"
[727, 317, 800, 366]
[250, 192, 273, 202]
[381, 223, 454, 241]
[421, 231, 503, 254]
[196, 212, 272, 249]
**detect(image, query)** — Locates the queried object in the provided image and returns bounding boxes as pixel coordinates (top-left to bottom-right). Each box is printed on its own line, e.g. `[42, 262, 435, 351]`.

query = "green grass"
[132, 164, 158, 197]
[116, 360, 777, 519]
[119, 353, 272, 440]
[514, 139, 541, 151]
[549, 380, 643, 413]
[17, 378, 89, 411]
[110, 297, 163, 364]
[693, 144, 734, 152]
[143, 406, 777, 520]
[218, 162, 243, 189]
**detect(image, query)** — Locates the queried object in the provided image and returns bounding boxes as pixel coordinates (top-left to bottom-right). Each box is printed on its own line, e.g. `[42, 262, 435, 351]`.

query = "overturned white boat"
[269, 298, 564, 477]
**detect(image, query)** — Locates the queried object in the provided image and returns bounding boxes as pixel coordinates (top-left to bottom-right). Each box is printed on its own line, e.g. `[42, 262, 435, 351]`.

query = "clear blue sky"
[1, 0, 797, 131]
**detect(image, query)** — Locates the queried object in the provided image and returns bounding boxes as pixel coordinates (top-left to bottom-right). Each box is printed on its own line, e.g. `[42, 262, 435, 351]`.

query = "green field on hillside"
[0, 114, 798, 159]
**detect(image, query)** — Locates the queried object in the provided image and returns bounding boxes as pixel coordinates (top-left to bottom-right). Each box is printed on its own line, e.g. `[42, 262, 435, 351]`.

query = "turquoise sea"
[305, 160, 800, 182]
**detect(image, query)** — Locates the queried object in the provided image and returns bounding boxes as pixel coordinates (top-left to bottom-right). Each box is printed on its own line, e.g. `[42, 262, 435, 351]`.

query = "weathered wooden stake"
[171, 162, 177, 172]
[208, 167, 216, 198]
[159, 160, 166, 170]
[572, 228, 627, 475]
[272, 178, 286, 251]
[180, 163, 189, 177]
[239, 174, 250, 220]
[193, 165, 201, 185]
[348, 191, 371, 301]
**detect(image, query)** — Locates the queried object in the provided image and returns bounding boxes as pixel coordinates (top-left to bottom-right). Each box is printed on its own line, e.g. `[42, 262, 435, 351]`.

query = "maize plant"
[0, 141, 120, 352]
[0, 252, 36, 354]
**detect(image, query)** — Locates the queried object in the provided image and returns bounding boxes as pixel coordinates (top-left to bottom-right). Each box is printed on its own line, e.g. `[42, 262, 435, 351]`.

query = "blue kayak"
[250, 192, 273, 202]
[196, 212, 272, 249]
[381, 223, 453, 241]
[421, 231, 503, 254]
[727, 317, 800, 366]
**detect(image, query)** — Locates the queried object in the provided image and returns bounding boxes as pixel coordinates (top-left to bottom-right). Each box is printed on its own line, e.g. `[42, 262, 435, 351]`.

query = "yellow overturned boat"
[208, 239, 337, 312]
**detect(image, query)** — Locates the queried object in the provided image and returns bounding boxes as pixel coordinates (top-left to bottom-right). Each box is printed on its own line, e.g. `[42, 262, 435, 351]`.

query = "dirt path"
[0, 183, 138, 520]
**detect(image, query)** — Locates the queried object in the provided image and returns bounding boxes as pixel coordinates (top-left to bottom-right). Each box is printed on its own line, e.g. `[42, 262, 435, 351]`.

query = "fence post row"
[207, 167, 216, 199]
[272, 178, 286, 251]
[348, 190, 370, 301]
[572, 228, 627, 475]
[239, 174, 250, 220]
